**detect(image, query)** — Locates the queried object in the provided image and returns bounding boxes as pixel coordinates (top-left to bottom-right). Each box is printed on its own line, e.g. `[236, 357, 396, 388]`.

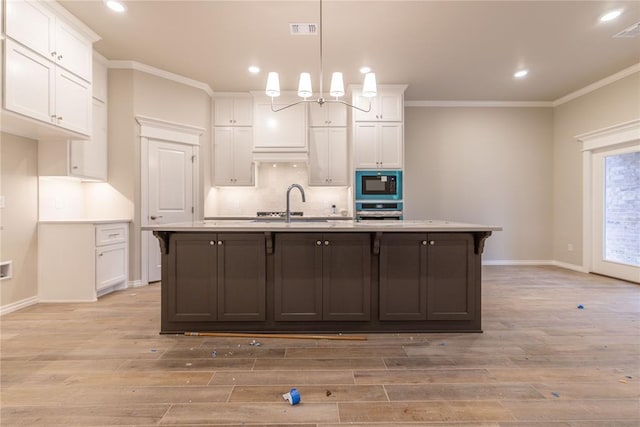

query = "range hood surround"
[251, 91, 308, 163]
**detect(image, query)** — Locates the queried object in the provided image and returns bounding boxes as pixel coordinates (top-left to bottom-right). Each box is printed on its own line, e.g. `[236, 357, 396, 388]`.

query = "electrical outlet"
[567, 243, 574, 252]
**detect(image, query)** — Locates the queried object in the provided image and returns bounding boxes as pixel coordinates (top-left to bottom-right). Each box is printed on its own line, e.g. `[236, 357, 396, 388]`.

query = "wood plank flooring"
[1, 266, 639, 426]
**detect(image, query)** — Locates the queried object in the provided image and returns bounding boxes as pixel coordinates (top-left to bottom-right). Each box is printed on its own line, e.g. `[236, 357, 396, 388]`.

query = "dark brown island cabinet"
[152, 226, 495, 334]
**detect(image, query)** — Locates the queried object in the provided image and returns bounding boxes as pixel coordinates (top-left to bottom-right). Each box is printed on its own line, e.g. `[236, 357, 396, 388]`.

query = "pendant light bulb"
[329, 72, 345, 98]
[362, 72, 377, 98]
[265, 72, 281, 97]
[297, 72, 313, 98]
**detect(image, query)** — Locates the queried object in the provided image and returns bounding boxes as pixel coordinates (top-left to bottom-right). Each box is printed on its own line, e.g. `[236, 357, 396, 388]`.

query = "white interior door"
[147, 139, 195, 282]
[592, 146, 640, 283]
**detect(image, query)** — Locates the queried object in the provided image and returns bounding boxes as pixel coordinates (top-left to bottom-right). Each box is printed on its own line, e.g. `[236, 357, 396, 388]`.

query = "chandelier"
[265, 0, 377, 113]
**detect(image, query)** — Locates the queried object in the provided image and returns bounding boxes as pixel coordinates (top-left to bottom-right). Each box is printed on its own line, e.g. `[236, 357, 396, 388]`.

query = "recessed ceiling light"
[105, 0, 126, 13]
[513, 69, 529, 78]
[248, 66, 260, 74]
[600, 10, 622, 22]
[359, 66, 371, 74]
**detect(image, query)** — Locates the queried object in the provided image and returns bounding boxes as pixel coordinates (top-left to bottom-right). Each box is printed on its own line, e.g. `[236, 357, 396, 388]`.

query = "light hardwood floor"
[1, 266, 639, 426]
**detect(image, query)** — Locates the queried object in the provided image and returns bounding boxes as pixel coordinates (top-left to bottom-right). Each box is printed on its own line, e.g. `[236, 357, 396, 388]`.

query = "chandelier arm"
[270, 98, 312, 113]
[327, 98, 372, 113]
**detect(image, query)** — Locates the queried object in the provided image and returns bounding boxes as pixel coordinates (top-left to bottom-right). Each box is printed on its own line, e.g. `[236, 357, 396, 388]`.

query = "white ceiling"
[59, 0, 640, 102]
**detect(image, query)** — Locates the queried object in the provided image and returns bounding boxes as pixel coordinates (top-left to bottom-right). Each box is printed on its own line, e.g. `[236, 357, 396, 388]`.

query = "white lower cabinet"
[38, 221, 129, 302]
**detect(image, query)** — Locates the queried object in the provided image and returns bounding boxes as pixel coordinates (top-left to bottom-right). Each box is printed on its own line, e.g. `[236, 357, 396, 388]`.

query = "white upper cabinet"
[309, 102, 347, 127]
[92, 56, 108, 102]
[214, 127, 254, 186]
[309, 127, 348, 186]
[352, 86, 406, 122]
[353, 122, 403, 169]
[70, 98, 107, 180]
[5, 0, 55, 61]
[4, 39, 56, 125]
[214, 96, 253, 126]
[55, 67, 92, 135]
[5, 0, 93, 81]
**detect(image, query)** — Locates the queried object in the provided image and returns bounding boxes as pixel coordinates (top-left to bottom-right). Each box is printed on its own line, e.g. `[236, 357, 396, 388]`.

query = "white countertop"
[39, 219, 132, 224]
[143, 219, 501, 233]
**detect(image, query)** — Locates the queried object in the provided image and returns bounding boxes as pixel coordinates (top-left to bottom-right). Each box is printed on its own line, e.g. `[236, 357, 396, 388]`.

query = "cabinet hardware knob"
[324, 240, 330, 246]
[209, 241, 215, 246]
[429, 240, 435, 245]
[51, 51, 56, 57]
[218, 240, 223, 246]
[58, 55, 63, 60]
[421, 240, 427, 246]
[72, 166, 79, 169]
[108, 234, 119, 238]
[51, 115, 56, 121]
[150, 215, 163, 220]
[316, 240, 322, 246]
[98, 253, 103, 257]
[57, 116, 63, 121]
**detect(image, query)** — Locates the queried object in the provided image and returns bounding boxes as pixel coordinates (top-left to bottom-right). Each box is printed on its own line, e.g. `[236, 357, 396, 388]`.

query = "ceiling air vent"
[614, 21, 640, 38]
[289, 23, 318, 35]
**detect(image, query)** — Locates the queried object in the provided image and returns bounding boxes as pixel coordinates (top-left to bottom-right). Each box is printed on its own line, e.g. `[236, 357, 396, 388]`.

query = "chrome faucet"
[285, 184, 306, 223]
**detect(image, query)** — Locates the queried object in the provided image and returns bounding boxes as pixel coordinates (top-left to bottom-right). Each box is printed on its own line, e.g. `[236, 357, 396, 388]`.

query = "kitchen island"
[144, 220, 501, 334]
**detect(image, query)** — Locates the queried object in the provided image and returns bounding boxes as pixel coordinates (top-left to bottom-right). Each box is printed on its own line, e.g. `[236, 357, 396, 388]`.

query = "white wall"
[404, 107, 554, 262]
[552, 72, 640, 266]
[0, 133, 39, 310]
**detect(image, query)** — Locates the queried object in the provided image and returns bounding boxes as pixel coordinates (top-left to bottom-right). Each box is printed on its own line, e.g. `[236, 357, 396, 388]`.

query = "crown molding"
[405, 100, 552, 108]
[553, 63, 640, 107]
[108, 60, 214, 96]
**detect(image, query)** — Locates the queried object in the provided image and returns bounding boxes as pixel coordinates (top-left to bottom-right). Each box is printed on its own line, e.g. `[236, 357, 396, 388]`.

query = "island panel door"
[379, 233, 428, 320]
[274, 233, 323, 321]
[322, 233, 372, 321]
[426, 233, 475, 320]
[216, 233, 266, 321]
[167, 233, 217, 322]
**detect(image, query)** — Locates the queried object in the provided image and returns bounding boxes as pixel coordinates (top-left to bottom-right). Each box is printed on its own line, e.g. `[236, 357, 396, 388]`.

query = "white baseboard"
[0, 295, 38, 316]
[129, 280, 145, 288]
[551, 260, 589, 273]
[483, 259, 588, 273]
[483, 259, 554, 266]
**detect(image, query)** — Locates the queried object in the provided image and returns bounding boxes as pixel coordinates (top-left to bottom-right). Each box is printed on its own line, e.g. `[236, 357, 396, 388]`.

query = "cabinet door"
[378, 91, 403, 122]
[379, 234, 427, 320]
[214, 127, 254, 186]
[5, 0, 55, 60]
[167, 234, 217, 322]
[379, 123, 403, 169]
[54, 19, 92, 81]
[96, 243, 127, 291]
[4, 40, 55, 125]
[309, 128, 330, 185]
[214, 98, 234, 125]
[274, 233, 323, 321]
[322, 233, 371, 321]
[426, 233, 476, 320]
[55, 67, 92, 135]
[92, 57, 108, 102]
[217, 234, 266, 321]
[232, 98, 253, 126]
[70, 98, 107, 180]
[354, 122, 379, 169]
[309, 102, 347, 127]
[353, 93, 379, 121]
[231, 127, 254, 185]
[214, 127, 235, 185]
[327, 128, 348, 185]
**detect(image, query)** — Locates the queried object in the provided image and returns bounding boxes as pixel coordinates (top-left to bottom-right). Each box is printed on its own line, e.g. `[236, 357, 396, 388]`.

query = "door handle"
[150, 215, 163, 220]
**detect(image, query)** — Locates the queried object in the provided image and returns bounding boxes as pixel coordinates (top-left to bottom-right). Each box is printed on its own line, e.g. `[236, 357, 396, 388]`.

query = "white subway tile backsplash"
[207, 164, 351, 217]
